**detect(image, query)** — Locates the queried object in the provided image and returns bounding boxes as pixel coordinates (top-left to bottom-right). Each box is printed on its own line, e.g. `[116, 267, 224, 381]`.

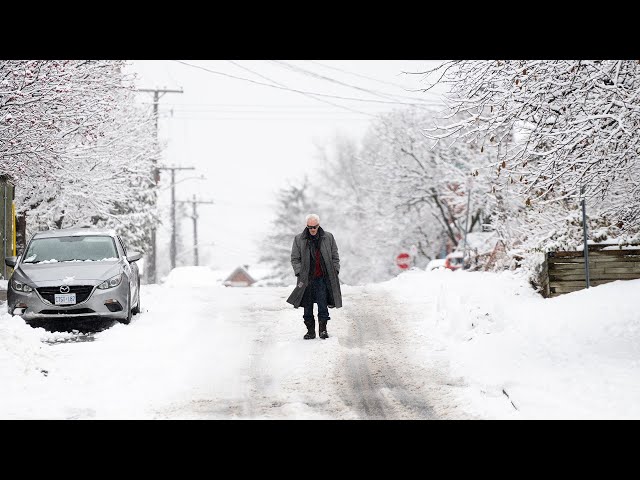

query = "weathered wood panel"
[550, 272, 640, 282]
[550, 266, 640, 275]
[549, 280, 620, 297]
[545, 248, 640, 297]
[1, 175, 15, 281]
[550, 261, 640, 270]
[549, 248, 640, 257]
[549, 253, 640, 265]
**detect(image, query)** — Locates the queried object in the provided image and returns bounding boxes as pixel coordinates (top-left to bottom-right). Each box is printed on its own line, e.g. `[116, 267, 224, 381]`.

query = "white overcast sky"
[125, 60, 446, 276]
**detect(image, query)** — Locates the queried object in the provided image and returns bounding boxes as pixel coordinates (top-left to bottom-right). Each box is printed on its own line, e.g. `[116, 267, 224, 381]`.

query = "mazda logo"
[59, 285, 70, 293]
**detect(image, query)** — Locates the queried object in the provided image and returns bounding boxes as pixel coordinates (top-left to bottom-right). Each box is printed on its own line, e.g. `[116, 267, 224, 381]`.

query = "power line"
[270, 60, 437, 105]
[165, 108, 392, 113]
[169, 115, 372, 122]
[142, 102, 407, 109]
[305, 60, 442, 97]
[173, 60, 440, 108]
[154, 111, 397, 126]
[146, 104, 395, 115]
[227, 60, 374, 117]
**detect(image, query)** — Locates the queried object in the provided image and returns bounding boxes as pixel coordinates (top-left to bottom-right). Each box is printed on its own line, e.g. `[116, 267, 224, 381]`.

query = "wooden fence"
[544, 246, 640, 297]
[0, 175, 15, 281]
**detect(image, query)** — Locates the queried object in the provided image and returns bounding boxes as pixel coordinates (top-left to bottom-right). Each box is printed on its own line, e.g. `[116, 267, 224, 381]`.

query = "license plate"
[54, 293, 76, 305]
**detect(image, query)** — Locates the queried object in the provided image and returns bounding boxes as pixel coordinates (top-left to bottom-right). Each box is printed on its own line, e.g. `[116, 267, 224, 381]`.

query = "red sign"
[396, 252, 411, 269]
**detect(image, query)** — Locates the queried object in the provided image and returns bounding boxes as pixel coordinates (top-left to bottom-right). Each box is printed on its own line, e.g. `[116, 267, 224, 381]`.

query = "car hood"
[16, 261, 122, 286]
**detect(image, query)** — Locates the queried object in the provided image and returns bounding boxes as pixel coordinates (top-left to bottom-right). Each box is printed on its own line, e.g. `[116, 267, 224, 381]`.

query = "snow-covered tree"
[24, 99, 159, 248]
[261, 106, 501, 285]
[1, 61, 125, 178]
[360, 107, 498, 260]
[0, 61, 160, 253]
[421, 60, 640, 239]
[312, 134, 402, 284]
[259, 178, 319, 285]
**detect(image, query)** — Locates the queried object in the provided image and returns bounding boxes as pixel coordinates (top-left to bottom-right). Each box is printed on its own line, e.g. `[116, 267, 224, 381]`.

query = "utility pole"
[581, 184, 590, 289]
[158, 166, 196, 270]
[136, 87, 183, 284]
[461, 176, 473, 269]
[177, 195, 214, 266]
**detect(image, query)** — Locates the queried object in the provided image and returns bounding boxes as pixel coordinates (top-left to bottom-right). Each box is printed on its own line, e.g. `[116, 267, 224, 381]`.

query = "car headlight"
[98, 274, 123, 290]
[12, 279, 34, 292]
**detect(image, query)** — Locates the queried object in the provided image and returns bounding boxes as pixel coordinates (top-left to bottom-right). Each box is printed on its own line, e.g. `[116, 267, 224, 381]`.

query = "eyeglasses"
[306, 225, 319, 230]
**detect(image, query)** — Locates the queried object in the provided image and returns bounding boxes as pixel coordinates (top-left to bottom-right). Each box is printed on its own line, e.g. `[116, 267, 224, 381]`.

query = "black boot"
[303, 319, 316, 340]
[319, 319, 329, 339]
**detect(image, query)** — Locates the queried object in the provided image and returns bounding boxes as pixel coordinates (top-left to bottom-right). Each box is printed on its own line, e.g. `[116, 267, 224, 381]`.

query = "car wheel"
[131, 281, 141, 315]
[119, 289, 132, 325]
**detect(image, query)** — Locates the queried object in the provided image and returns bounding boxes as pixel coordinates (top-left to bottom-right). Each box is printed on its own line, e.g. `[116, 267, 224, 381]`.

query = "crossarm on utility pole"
[158, 166, 196, 270]
[176, 195, 214, 266]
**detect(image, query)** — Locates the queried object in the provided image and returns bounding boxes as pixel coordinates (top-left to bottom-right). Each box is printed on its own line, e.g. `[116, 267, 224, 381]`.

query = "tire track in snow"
[245, 304, 280, 419]
[149, 285, 475, 419]
[338, 288, 437, 419]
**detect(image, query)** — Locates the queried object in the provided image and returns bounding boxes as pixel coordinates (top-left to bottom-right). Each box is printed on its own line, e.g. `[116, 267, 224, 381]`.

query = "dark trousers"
[303, 277, 330, 322]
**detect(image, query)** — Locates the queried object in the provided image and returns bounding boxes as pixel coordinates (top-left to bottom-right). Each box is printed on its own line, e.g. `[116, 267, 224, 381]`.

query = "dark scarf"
[303, 225, 324, 252]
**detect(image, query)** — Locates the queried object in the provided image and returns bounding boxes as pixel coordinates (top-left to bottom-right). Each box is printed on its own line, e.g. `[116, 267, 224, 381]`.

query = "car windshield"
[22, 236, 118, 263]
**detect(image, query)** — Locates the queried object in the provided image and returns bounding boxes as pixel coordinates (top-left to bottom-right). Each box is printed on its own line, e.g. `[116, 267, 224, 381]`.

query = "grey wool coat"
[286, 227, 342, 309]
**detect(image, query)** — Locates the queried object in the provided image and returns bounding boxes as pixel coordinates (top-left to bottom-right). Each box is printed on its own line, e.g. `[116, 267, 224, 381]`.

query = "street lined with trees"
[262, 60, 640, 290]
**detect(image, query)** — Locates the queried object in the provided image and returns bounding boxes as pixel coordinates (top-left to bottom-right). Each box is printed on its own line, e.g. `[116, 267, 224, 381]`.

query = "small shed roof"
[224, 265, 257, 285]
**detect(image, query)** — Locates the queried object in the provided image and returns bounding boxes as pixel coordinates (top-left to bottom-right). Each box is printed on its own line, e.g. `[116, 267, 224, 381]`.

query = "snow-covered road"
[0, 273, 475, 419]
[6, 266, 639, 419]
[148, 282, 474, 419]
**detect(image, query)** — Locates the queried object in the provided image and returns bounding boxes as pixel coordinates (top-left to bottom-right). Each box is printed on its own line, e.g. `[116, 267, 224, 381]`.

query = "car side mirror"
[4, 256, 17, 267]
[126, 252, 142, 262]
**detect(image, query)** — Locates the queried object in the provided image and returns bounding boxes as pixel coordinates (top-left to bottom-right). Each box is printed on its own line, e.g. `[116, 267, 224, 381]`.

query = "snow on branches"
[424, 61, 640, 199]
[421, 60, 640, 244]
[0, 60, 160, 252]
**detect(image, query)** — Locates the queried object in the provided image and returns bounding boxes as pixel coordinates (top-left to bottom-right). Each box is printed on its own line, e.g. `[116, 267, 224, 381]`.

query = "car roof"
[32, 227, 117, 239]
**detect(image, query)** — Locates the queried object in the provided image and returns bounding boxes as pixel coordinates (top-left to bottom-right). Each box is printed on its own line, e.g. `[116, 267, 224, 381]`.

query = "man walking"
[286, 213, 342, 340]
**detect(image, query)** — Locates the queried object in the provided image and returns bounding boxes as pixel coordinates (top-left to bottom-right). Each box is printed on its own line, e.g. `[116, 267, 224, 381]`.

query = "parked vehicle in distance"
[426, 258, 447, 271]
[4, 227, 141, 325]
[444, 251, 465, 271]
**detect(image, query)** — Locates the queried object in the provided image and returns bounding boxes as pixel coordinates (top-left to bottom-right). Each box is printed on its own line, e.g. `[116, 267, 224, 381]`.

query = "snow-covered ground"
[1, 265, 639, 419]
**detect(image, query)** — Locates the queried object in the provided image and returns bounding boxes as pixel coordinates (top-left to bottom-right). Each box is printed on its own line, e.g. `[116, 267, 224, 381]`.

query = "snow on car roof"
[33, 227, 117, 238]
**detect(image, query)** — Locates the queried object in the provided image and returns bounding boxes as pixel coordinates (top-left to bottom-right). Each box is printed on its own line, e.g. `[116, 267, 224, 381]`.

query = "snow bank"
[161, 266, 227, 288]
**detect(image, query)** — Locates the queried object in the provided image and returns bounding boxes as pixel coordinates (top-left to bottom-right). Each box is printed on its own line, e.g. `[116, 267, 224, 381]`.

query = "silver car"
[4, 227, 142, 325]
